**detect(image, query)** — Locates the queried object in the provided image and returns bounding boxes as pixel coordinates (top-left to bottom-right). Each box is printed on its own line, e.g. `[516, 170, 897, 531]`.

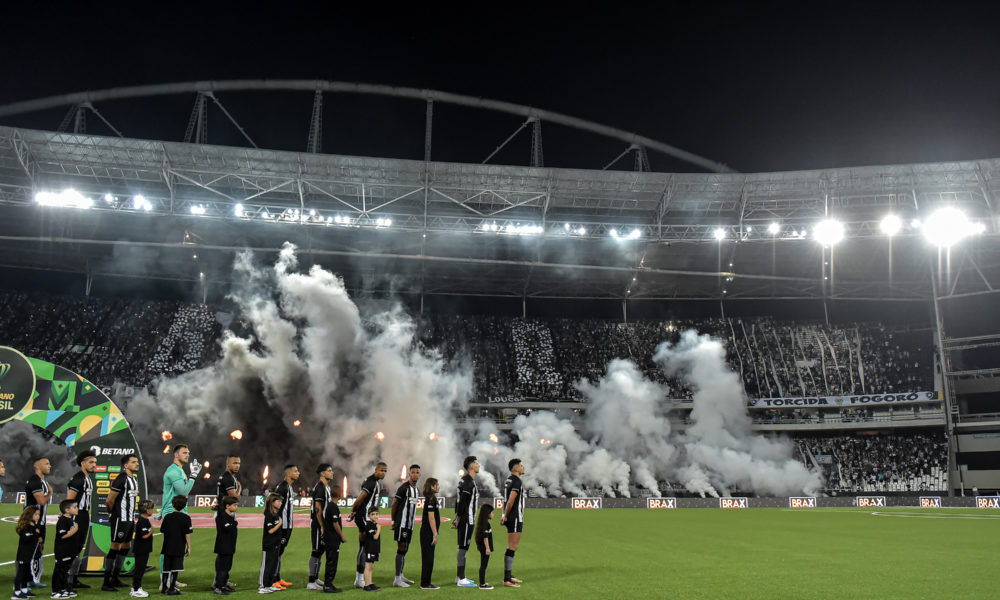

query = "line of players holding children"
[11, 446, 528, 599]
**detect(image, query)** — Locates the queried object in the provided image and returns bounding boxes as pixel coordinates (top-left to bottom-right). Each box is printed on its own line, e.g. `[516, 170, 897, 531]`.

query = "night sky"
[4, 3, 1000, 173]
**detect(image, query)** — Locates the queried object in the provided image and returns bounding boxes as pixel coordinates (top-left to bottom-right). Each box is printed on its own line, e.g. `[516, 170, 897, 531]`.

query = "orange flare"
[342, 476, 348, 498]
[375, 431, 385, 442]
[230, 430, 243, 440]
[293, 420, 301, 427]
[161, 430, 173, 442]
[429, 432, 438, 441]
[162, 445, 170, 454]
[489, 433, 499, 443]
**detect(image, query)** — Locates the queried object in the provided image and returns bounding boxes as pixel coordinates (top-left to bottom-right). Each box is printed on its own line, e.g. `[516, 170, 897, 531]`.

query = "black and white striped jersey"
[503, 474, 525, 523]
[358, 475, 382, 518]
[393, 482, 419, 530]
[109, 473, 138, 522]
[67, 471, 93, 512]
[24, 475, 50, 520]
[457, 475, 478, 524]
[310, 481, 332, 527]
[275, 481, 295, 530]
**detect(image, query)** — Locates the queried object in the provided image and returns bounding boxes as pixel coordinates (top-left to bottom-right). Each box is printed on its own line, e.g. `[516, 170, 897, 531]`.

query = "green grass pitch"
[3, 505, 999, 599]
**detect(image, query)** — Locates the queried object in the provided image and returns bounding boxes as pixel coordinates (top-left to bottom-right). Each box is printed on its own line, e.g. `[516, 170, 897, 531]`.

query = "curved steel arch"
[0, 80, 733, 173]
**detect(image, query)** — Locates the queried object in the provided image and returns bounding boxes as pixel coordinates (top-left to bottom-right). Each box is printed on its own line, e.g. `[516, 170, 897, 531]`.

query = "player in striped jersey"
[307, 464, 346, 593]
[65, 450, 97, 589]
[453, 456, 479, 587]
[500, 458, 526, 587]
[390, 464, 421, 588]
[24, 457, 52, 588]
[103, 454, 140, 591]
[350, 462, 387, 589]
[272, 465, 299, 590]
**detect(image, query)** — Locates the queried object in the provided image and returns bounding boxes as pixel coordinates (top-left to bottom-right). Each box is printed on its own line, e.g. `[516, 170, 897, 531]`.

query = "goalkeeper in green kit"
[159, 444, 202, 589]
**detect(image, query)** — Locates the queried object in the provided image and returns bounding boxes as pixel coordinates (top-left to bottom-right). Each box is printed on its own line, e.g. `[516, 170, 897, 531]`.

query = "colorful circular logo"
[0, 346, 36, 423]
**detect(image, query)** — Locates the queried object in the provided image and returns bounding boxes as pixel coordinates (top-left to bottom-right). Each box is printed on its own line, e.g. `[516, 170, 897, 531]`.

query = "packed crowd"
[0, 291, 933, 401]
[0, 292, 221, 387]
[798, 432, 948, 492]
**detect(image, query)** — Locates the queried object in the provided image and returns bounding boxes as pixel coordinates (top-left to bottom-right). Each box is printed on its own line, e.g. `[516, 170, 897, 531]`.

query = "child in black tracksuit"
[13, 506, 42, 600]
[260, 493, 283, 593]
[473, 504, 494, 590]
[214, 497, 239, 594]
[53, 500, 80, 598]
[132, 500, 155, 596]
[159, 496, 193, 596]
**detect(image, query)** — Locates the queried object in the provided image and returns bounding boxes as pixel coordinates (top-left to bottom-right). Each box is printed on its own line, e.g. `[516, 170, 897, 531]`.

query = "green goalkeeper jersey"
[161, 462, 193, 517]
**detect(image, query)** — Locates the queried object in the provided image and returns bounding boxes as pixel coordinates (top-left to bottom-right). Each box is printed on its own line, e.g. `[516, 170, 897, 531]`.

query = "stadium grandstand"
[1, 81, 998, 498]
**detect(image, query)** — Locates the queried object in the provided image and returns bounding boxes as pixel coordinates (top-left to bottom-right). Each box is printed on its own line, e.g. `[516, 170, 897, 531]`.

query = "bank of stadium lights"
[768, 222, 780, 235]
[713, 228, 726, 241]
[189, 204, 206, 216]
[813, 219, 845, 246]
[133, 195, 152, 211]
[35, 189, 93, 209]
[879, 214, 902, 236]
[375, 217, 393, 228]
[921, 207, 984, 248]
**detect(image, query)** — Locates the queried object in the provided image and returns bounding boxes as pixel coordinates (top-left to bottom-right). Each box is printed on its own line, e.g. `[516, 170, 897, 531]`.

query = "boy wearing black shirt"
[159, 496, 193, 596]
[131, 500, 155, 598]
[52, 500, 79, 599]
[213, 497, 239, 595]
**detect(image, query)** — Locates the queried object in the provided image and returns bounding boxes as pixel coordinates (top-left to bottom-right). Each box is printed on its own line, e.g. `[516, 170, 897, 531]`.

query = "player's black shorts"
[363, 540, 379, 563]
[311, 525, 325, 552]
[109, 519, 134, 543]
[279, 527, 293, 548]
[456, 521, 473, 549]
[162, 556, 185, 572]
[504, 519, 523, 534]
[393, 527, 412, 543]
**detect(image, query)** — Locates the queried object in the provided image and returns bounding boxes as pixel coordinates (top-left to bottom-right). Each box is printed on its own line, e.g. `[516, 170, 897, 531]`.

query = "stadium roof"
[0, 82, 998, 302]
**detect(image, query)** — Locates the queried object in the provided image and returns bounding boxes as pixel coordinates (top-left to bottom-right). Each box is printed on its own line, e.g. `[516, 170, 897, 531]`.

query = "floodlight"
[768, 222, 780, 234]
[104, 194, 114, 203]
[911, 219, 921, 228]
[974, 222, 987, 234]
[563, 223, 570, 231]
[609, 229, 619, 238]
[234, 203, 243, 216]
[133, 195, 152, 211]
[746, 226, 753, 233]
[490, 222, 498, 232]
[713, 228, 726, 241]
[309, 209, 317, 217]
[35, 189, 93, 209]
[628, 228, 642, 239]
[922, 207, 974, 247]
[190, 204, 206, 215]
[813, 219, 845, 246]
[880, 214, 902, 236]
[577, 227, 587, 235]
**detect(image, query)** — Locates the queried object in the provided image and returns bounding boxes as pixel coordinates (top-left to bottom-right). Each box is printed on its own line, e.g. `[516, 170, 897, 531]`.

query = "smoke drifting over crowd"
[119, 244, 819, 498]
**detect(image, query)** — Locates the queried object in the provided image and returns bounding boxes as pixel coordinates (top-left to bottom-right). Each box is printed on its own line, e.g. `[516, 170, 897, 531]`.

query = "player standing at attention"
[390, 464, 420, 588]
[272, 465, 299, 590]
[453, 456, 479, 588]
[350, 463, 387, 589]
[24, 456, 53, 588]
[161, 444, 200, 590]
[500, 458, 525, 587]
[103, 454, 140, 591]
[308, 463, 347, 593]
[418, 478, 441, 590]
[216, 456, 242, 510]
[65, 450, 96, 590]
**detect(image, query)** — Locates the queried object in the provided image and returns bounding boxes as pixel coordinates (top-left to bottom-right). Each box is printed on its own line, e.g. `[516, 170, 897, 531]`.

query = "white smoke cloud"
[654, 330, 823, 497]
[126, 243, 472, 495]
[119, 245, 819, 501]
